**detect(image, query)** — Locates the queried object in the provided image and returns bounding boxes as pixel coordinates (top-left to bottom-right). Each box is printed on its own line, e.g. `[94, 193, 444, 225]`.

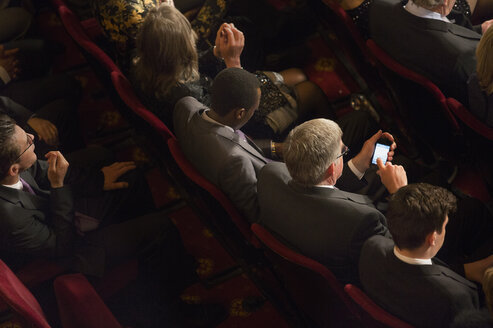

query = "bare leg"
[294, 80, 335, 120]
[280, 68, 307, 87]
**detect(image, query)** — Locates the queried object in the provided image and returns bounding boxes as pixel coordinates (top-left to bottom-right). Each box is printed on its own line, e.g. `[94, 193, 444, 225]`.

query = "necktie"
[19, 177, 35, 195]
[235, 129, 272, 162]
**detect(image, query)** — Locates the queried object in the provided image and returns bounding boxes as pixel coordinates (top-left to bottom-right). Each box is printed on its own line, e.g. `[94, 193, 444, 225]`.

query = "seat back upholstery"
[57, 5, 119, 73]
[54, 273, 122, 328]
[167, 137, 256, 245]
[251, 223, 358, 327]
[344, 284, 414, 328]
[0, 259, 51, 328]
[110, 71, 175, 141]
[366, 39, 461, 133]
[446, 98, 493, 141]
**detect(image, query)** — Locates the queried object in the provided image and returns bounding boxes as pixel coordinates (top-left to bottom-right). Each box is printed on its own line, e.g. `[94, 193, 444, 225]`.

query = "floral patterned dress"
[91, 0, 229, 66]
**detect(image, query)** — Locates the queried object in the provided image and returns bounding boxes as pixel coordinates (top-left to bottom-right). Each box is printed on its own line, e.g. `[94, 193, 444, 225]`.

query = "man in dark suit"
[369, 0, 492, 104]
[258, 118, 407, 283]
[359, 183, 491, 327]
[0, 114, 195, 282]
[174, 68, 269, 223]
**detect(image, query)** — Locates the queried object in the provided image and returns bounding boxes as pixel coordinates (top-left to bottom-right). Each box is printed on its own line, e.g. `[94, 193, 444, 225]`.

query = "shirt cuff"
[348, 159, 365, 180]
[0, 66, 11, 85]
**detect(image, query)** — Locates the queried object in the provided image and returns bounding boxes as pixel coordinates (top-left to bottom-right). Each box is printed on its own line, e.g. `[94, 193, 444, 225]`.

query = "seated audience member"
[174, 68, 267, 223]
[468, 26, 493, 127]
[0, 96, 82, 155]
[360, 183, 493, 327]
[0, 114, 225, 326]
[174, 68, 378, 224]
[0, 41, 84, 153]
[343, 0, 486, 40]
[258, 118, 401, 283]
[135, 4, 331, 140]
[91, 0, 228, 69]
[369, 0, 491, 104]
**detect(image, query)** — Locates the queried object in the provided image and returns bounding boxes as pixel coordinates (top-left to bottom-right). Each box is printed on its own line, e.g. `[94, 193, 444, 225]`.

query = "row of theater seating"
[46, 1, 418, 327]
[318, 0, 493, 143]
[4, 0, 481, 326]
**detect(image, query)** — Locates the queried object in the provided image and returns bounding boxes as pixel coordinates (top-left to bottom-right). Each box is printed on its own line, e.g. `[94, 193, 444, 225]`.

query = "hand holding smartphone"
[371, 138, 391, 165]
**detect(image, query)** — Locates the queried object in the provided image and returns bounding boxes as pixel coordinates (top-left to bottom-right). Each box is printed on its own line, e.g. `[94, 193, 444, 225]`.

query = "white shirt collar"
[2, 179, 23, 190]
[315, 184, 335, 189]
[201, 110, 235, 133]
[393, 246, 433, 265]
[404, 0, 451, 23]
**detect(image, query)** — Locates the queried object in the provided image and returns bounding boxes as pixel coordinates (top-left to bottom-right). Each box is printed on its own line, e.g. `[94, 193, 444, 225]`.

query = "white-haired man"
[258, 118, 404, 283]
[258, 118, 493, 284]
[370, 0, 493, 105]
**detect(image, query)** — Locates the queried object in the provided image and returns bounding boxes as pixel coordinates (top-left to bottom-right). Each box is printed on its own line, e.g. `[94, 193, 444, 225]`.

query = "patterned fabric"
[91, 0, 229, 65]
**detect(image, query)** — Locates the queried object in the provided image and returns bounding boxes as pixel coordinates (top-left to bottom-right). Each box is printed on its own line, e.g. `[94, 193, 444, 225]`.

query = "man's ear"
[426, 231, 437, 247]
[234, 108, 246, 120]
[323, 163, 335, 180]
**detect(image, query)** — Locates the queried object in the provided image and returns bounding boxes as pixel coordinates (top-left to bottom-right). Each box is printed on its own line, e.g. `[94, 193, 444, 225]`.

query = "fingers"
[4, 47, 19, 57]
[105, 181, 130, 191]
[376, 157, 385, 172]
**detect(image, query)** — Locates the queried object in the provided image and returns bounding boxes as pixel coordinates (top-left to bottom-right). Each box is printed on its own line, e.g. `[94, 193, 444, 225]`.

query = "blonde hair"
[133, 4, 199, 99]
[476, 27, 493, 95]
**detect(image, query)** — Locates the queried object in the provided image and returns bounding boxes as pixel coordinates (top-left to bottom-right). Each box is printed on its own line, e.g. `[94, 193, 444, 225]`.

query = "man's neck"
[395, 246, 432, 260]
[1, 175, 19, 186]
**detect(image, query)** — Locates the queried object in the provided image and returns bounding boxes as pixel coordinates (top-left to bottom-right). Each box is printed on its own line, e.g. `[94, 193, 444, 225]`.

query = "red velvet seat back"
[57, 5, 119, 73]
[110, 71, 175, 141]
[0, 259, 51, 328]
[251, 223, 358, 327]
[366, 39, 460, 133]
[167, 137, 256, 245]
[344, 284, 414, 328]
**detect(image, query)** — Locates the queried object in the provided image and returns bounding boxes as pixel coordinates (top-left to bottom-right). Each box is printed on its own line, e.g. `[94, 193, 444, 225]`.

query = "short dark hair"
[386, 183, 457, 250]
[0, 114, 19, 179]
[211, 68, 260, 116]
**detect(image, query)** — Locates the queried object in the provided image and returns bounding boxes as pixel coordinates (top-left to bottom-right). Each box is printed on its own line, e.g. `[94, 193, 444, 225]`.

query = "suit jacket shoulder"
[258, 162, 389, 283]
[360, 235, 479, 327]
[173, 96, 267, 223]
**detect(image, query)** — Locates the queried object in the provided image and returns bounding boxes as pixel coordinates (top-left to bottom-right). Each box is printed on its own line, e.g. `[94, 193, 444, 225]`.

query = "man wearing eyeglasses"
[258, 118, 407, 284]
[0, 114, 200, 283]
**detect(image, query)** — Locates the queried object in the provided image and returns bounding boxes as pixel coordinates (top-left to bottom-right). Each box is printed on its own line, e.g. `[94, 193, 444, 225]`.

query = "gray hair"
[284, 119, 342, 186]
[412, 0, 445, 9]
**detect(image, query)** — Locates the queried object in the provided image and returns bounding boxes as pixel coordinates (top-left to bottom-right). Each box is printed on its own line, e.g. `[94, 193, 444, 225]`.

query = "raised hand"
[214, 23, 244, 68]
[45, 151, 69, 188]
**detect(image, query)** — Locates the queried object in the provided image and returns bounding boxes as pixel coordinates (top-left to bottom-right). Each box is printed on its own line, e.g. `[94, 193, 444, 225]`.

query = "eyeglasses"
[13, 134, 33, 163]
[335, 144, 350, 159]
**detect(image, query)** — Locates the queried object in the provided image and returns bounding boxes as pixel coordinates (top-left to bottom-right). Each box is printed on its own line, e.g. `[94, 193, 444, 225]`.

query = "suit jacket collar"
[0, 172, 49, 211]
[389, 250, 477, 290]
[288, 180, 374, 206]
[192, 109, 268, 163]
[396, 5, 481, 39]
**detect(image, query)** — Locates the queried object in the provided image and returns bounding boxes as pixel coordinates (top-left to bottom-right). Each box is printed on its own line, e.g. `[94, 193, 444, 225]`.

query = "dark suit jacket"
[0, 161, 76, 265]
[258, 162, 390, 284]
[0, 160, 107, 276]
[174, 96, 269, 223]
[360, 235, 480, 327]
[369, 0, 481, 104]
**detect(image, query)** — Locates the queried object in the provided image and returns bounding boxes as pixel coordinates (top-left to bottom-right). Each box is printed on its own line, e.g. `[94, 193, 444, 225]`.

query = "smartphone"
[371, 140, 391, 165]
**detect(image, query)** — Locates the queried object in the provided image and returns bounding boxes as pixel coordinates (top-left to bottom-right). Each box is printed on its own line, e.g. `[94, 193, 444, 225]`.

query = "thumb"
[370, 130, 383, 143]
